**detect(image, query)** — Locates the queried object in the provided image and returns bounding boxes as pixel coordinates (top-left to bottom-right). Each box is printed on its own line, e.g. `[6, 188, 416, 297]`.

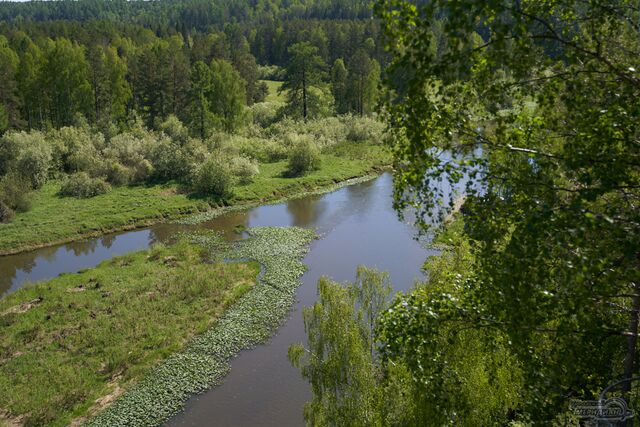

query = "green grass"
[0, 142, 389, 255]
[0, 239, 260, 427]
[0, 182, 210, 255]
[260, 79, 286, 103]
[233, 142, 390, 203]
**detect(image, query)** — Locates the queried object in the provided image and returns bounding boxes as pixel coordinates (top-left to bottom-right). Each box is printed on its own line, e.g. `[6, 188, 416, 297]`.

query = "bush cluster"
[288, 138, 321, 176]
[59, 173, 112, 199]
[0, 114, 384, 223]
[193, 156, 234, 198]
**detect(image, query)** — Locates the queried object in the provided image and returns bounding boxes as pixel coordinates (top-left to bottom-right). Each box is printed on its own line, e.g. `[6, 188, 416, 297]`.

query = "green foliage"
[0, 173, 32, 214]
[0, 199, 14, 223]
[41, 38, 93, 127]
[50, 126, 104, 175]
[87, 44, 131, 125]
[193, 155, 234, 198]
[289, 267, 393, 426]
[0, 104, 8, 134]
[282, 42, 327, 120]
[59, 172, 111, 199]
[377, 0, 640, 420]
[0, 35, 20, 129]
[12, 132, 52, 189]
[209, 59, 248, 132]
[287, 137, 321, 176]
[230, 156, 259, 184]
[331, 58, 349, 114]
[187, 61, 216, 139]
[378, 219, 523, 425]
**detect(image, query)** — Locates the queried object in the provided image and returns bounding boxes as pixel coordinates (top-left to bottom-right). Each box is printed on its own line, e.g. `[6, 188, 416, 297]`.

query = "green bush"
[149, 136, 207, 182]
[193, 156, 234, 198]
[345, 116, 385, 142]
[250, 102, 280, 128]
[104, 161, 133, 186]
[287, 139, 321, 176]
[15, 137, 52, 190]
[133, 159, 154, 183]
[0, 200, 14, 223]
[59, 172, 111, 199]
[158, 115, 190, 146]
[52, 126, 105, 175]
[230, 156, 259, 184]
[0, 174, 32, 213]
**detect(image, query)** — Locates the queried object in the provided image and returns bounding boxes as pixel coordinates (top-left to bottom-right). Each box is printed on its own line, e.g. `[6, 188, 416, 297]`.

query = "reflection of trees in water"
[344, 177, 377, 215]
[0, 245, 59, 295]
[70, 239, 98, 257]
[287, 195, 324, 227]
[149, 225, 183, 246]
[101, 234, 116, 249]
[198, 212, 250, 241]
[0, 259, 19, 295]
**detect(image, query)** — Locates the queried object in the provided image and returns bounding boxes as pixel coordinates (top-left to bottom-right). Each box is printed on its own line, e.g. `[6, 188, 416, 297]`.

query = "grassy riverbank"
[86, 227, 315, 426]
[0, 141, 388, 255]
[0, 238, 260, 427]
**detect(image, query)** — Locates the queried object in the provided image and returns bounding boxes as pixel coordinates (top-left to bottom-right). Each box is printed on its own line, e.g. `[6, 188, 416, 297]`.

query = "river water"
[0, 173, 434, 426]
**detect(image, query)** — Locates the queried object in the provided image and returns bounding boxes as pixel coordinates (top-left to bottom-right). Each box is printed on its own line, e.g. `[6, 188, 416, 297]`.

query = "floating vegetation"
[85, 227, 316, 427]
[175, 174, 380, 225]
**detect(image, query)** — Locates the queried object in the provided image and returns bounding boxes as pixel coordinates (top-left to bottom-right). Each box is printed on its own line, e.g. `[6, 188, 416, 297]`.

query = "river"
[0, 173, 434, 426]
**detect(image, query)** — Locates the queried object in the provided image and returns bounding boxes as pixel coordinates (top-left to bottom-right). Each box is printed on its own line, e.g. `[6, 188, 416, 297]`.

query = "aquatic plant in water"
[84, 226, 316, 426]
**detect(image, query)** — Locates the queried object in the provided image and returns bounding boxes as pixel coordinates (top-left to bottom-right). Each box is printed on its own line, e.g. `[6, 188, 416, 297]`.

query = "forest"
[0, 1, 385, 230]
[1, 0, 639, 426]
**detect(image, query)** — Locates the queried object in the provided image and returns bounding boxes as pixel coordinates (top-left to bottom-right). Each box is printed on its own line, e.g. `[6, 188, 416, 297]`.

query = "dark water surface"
[0, 173, 434, 426]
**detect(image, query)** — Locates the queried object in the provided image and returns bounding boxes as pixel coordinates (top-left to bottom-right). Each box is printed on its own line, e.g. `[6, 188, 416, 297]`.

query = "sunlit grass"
[0, 240, 259, 427]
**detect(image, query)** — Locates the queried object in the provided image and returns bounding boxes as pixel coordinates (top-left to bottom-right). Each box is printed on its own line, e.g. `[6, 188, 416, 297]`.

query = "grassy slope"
[259, 79, 285, 103]
[0, 240, 260, 427]
[0, 142, 389, 255]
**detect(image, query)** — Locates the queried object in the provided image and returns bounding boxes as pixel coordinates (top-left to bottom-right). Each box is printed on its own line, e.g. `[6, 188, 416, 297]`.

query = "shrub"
[257, 64, 285, 80]
[59, 173, 111, 199]
[0, 200, 14, 223]
[193, 156, 234, 198]
[288, 139, 321, 176]
[345, 116, 385, 142]
[0, 174, 32, 213]
[263, 139, 289, 162]
[158, 115, 190, 146]
[149, 136, 207, 182]
[230, 156, 259, 184]
[53, 126, 105, 174]
[133, 159, 154, 183]
[104, 161, 133, 186]
[15, 136, 52, 189]
[250, 102, 280, 128]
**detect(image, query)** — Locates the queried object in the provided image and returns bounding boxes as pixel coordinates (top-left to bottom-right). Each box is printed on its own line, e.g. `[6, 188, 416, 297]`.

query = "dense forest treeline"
[0, 0, 376, 29]
[0, 0, 386, 133]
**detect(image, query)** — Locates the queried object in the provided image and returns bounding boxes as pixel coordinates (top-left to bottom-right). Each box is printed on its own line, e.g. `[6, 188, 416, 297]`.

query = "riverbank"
[0, 237, 261, 426]
[0, 142, 389, 256]
[85, 227, 315, 426]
